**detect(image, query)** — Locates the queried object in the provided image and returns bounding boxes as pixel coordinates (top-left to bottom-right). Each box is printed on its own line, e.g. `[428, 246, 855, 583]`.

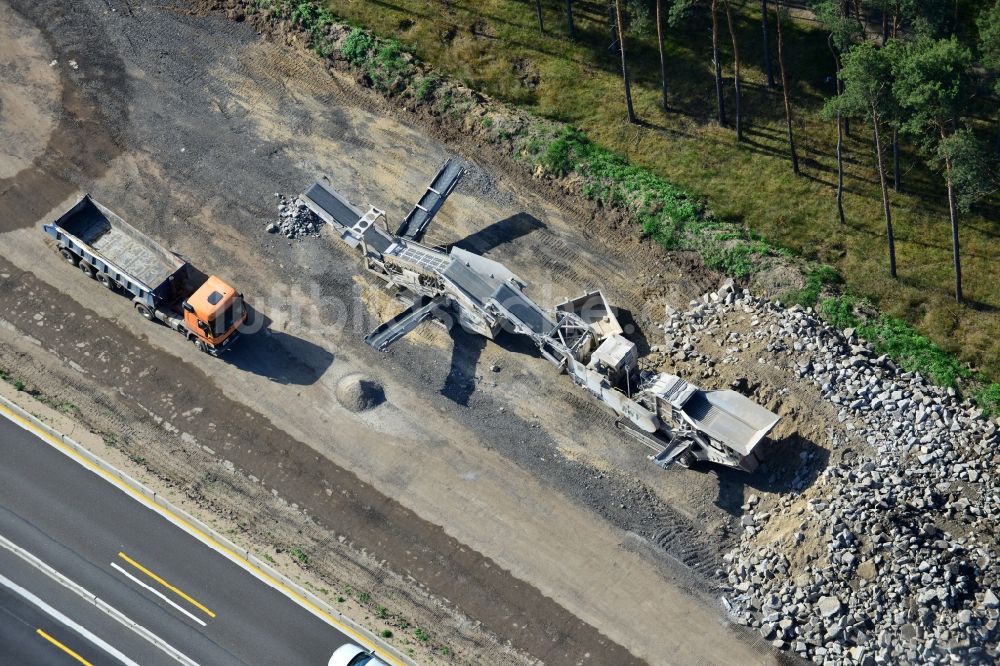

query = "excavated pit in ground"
[336, 373, 385, 412]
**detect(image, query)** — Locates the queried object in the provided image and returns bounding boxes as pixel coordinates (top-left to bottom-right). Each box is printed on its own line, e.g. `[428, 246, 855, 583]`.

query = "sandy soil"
[0, 1, 788, 664]
[0, 4, 60, 179]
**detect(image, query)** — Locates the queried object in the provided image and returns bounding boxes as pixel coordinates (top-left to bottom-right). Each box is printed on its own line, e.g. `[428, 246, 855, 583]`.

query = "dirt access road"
[0, 1, 777, 664]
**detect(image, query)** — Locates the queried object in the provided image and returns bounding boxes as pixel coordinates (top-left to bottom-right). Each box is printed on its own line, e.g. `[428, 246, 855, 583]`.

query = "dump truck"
[43, 194, 246, 355]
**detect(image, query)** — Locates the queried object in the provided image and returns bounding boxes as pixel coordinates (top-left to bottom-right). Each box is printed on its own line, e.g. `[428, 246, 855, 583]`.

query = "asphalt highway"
[0, 411, 356, 665]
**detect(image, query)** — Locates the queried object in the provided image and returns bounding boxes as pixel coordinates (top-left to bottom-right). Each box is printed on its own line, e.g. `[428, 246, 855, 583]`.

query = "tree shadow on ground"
[225, 305, 334, 385]
[963, 298, 1000, 314]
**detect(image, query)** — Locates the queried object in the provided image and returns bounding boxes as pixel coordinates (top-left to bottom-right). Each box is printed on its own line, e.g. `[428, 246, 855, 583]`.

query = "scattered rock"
[267, 194, 323, 239]
[818, 595, 841, 618]
[663, 286, 1000, 664]
[856, 560, 876, 580]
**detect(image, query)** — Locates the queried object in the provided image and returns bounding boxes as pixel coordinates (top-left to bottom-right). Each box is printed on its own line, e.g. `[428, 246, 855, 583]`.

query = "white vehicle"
[328, 643, 387, 666]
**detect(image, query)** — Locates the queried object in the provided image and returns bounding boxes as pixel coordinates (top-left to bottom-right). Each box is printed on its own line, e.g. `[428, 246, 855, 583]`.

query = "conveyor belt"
[396, 158, 463, 241]
[442, 259, 494, 304]
[364, 295, 444, 351]
[302, 181, 363, 230]
[490, 283, 555, 336]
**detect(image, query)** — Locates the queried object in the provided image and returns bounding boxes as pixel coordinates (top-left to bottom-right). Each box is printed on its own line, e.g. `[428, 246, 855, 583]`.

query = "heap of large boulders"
[663, 282, 1000, 664]
[266, 194, 323, 239]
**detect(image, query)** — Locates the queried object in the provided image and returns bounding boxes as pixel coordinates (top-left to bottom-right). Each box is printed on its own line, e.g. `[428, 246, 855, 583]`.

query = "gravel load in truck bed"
[57, 197, 184, 288]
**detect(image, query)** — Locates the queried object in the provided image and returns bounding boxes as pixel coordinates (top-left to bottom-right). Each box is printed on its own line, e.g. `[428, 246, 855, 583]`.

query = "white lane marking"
[0, 397, 405, 664]
[0, 532, 200, 666]
[0, 570, 140, 666]
[110, 562, 207, 628]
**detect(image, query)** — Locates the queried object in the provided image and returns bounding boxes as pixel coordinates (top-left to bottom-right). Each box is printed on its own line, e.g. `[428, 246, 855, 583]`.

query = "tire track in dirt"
[0, 1, 127, 231]
[2, 2, 779, 662]
[0, 334, 532, 665]
[0, 253, 642, 665]
[554, 388, 726, 581]
[192, 35, 724, 594]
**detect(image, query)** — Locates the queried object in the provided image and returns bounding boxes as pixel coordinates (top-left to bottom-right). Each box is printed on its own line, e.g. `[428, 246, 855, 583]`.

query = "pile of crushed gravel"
[336, 374, 385, 412]
[662, 283, 1000, 664]
[266, 194, 323, 239]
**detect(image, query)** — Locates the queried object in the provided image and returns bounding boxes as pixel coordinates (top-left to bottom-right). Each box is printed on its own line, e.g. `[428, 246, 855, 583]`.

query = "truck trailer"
[43, 195, 246, 355]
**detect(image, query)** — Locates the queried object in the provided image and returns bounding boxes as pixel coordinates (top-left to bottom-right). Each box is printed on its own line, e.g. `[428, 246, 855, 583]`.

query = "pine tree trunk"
[711, 0, 726, 126]
[723, 0, 742, 140]
[836, 114, 845, 224]
[535, 0, 545, 33]
[608, 3, 618, 53]
[892, 128, 901, 192]
[614, 0, 636, 123]
[760, 0, 776, 88]
[656, 0, 668, 110]
[775, 0, 798, 175]
[872, 118, 897, 278]
[830, 36, 845, 225]
[995, 113, 1000, 157]
[566, 0, 575, 39]
[944, 158, 962, 303]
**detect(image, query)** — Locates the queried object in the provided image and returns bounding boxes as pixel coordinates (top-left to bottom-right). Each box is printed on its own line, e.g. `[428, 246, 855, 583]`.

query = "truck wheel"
[135, 304, 155, 321]
[59, 248, 78, 265]
[193, 339, 208, 353]
[78, 262, 96, 279]
[678, 452, 697, 468]
[96, 273, 117, 291]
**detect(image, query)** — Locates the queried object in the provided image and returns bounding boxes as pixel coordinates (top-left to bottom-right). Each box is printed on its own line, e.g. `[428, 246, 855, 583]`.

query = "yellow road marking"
[0, 402, 403, 666]
[117, 552, 216, 619]
[36, 628, 94, 666]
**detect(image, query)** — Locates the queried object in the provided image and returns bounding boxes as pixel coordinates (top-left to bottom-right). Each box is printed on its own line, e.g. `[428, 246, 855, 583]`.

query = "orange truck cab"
[44, 194, 248, 357]
[182, 276, 247, 354]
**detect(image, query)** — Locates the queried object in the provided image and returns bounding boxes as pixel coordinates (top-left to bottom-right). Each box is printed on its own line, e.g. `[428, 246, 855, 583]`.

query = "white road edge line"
[109, 562, 207, 628]
[0, 394, 412, 666]
[0, 532, 200, 666]
[0, 569, 141, 666]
